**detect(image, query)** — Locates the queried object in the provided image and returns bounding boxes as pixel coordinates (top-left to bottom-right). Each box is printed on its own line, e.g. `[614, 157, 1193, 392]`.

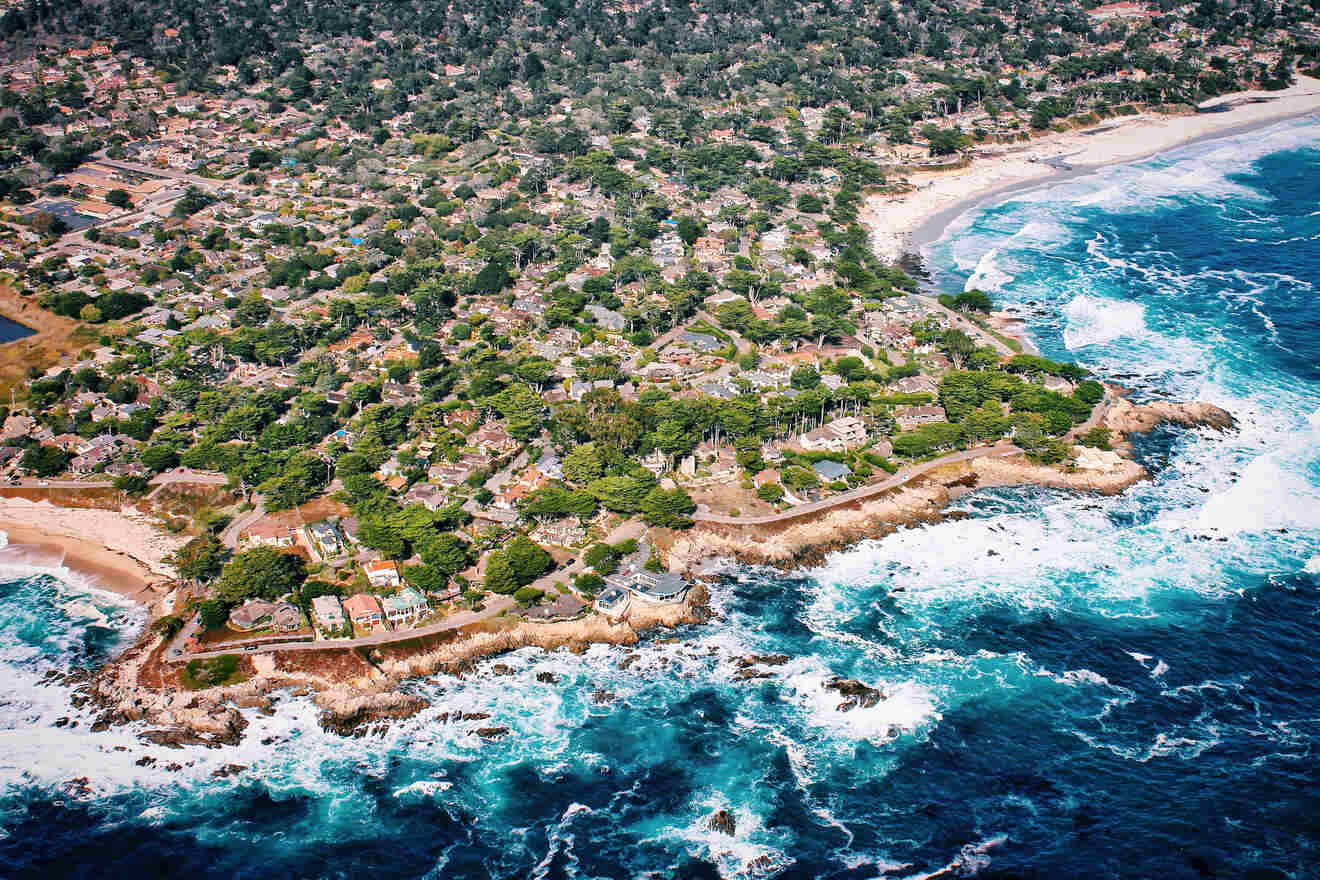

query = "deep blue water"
[2, 118, 1319, 879]
[0, 315, 34, 344]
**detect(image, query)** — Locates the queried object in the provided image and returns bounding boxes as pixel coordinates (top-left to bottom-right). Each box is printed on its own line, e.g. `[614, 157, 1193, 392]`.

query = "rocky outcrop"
[708, 810, 737, 835]
[667, 485, 952, 574]
[825, 678, 885, 712]
[374, 585, 709, 683]
[138, 709, 248, 749]
[1103, 397, 1235, 436]
[666, 394, 1235, 577]
[317, 692, 429, 737]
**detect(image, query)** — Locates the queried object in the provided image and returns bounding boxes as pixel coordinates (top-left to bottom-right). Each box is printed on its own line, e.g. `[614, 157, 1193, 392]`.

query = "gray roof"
[813, 460, 852, 481]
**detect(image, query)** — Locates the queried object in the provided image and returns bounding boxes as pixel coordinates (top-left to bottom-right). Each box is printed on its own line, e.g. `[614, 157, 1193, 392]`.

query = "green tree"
[20, 445, 70, 477]
[173, 534, 228, 582]
[491, 383, 543, 439]
[639, 487, 696, 528]
[484, 550, 519, 593]
[198, 598, 230, 630]
[505, 535, 553, 584]
[215, 546, 306, 603]
[562, 442, 607, 484]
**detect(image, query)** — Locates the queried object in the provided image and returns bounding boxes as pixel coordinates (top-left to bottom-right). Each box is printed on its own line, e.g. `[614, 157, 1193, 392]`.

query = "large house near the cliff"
[311, 595, 345, 630]
[343, 594, 383, 627]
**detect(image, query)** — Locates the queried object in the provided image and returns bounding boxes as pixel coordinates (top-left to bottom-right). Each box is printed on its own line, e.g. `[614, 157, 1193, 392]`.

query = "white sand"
[0, 498, 185, 592]
[861, 75, 1320, 262]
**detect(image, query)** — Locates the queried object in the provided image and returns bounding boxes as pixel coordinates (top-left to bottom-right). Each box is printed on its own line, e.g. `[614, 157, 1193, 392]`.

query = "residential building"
[893, 405, 948, 430]
[364, 559, 401, 589]
[240, 520, 295, 549]
[311, 595, 346, 630]
[381, 588, 428, 625]
[342, 593, 383, 627]
[229, 599, 276, 631]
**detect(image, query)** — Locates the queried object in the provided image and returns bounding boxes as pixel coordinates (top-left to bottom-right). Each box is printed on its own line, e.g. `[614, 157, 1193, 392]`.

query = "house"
[586, 304, 626, 331]
[800, 416, 868, 453]
[240, 519, 295, 549]
[229, 599, 276, 631]
[531, 518, 587, 547]
[681, 331, 722, 353]
[311, 595, 346, 630]
[753, 468, 781, 488]
[69, 444, 115, 475]
[894, 376, 938, 395]
[1042, 376, 1075, 393]
[364, 559, 401, 589]
[342, 593, 383, 627]
[526, 592, 587, 622]
[640, 449, 669, 476]
[470, 424, 520, 456]
[404, 482, 448, 511]
[303, 521, 344, 559]
[381, 587, 428, 625]
[270, 602, 303, 632]
[813, 460, 853, 482]
[893, 404, 948, 430]
[605, 569, 688, 603]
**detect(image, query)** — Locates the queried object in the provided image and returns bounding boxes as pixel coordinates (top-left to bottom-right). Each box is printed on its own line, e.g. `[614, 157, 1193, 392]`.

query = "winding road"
[692, 443, 1023, 526]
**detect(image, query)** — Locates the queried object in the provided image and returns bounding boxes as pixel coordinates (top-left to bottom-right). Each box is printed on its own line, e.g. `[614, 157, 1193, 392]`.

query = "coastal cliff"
[72, 396, 1230, 748]
[667, 397, 1233, 573]
[75, 585, 711, 748]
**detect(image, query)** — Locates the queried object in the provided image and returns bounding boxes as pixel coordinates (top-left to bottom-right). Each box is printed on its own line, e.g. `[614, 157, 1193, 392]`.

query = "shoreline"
[0, 501, 184, 604]
[862, 75, 1320, 266]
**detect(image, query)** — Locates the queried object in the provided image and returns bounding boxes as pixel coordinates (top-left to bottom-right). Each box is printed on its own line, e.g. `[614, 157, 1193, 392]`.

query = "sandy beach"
[861, 75, 1320, 263]
[0, 498, 185, 603]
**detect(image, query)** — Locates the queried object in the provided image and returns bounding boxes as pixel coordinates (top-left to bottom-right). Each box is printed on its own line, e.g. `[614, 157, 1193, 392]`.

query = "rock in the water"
[318, 693, 429, 738]
[591, 689, 616, 704]
[211, 764, 248, 779]
[474, 726, 509, 740]
[708, 809, 736, 835]
[825, 678, 885, 711]
[735, 654, 790, 669]
[536, 671, 559, 684]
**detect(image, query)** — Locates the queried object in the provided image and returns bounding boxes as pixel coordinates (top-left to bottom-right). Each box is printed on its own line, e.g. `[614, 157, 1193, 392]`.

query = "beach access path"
[692, 443, 1022, 526]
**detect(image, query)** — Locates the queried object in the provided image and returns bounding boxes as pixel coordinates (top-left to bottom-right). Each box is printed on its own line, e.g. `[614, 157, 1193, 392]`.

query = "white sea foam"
[1062, 294, 1147, 349]
[965, 248, 1014, 293]
[1196, 449, 1320, 535]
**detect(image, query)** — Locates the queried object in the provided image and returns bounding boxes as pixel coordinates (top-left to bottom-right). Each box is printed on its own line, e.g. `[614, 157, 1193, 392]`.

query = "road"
[219, 496, 265, 548]
[915, 294, 1018, 357]
[692, 443, 1022, 526]
[177, 593, 518, 661]
[6, 467, 230, 491]
[1068, 387, 1116, 439]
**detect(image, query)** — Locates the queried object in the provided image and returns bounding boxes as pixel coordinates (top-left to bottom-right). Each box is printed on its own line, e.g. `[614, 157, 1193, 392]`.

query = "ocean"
[2, 117, 1319, 879]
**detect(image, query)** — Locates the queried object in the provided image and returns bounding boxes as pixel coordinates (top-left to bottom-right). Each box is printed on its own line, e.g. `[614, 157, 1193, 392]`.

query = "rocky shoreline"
[666, 396, 1234, 573]
[69, 584, 712, 752]
[63, 397, 1230, 752]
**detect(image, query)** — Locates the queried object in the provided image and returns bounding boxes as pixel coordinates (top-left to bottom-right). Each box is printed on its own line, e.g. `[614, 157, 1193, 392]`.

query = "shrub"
[513, 587, 545, 607]
[184, 654, 240, 688]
